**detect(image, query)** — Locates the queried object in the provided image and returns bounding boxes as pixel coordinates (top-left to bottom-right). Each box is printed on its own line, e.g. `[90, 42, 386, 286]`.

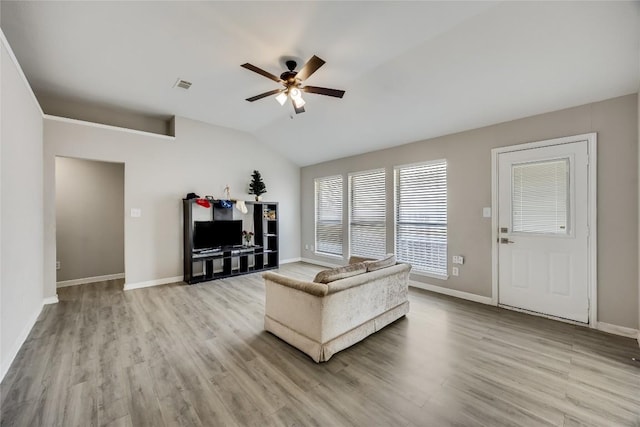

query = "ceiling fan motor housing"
[280, 70, 298, 84]
[280, 60, 299, 84]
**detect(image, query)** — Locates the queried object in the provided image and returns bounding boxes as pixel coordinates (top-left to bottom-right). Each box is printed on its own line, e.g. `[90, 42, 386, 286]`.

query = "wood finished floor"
[1, 262, 639, 427]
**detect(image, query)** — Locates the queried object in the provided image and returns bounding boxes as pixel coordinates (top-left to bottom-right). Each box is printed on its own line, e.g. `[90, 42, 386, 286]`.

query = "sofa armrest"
[262, 272, 329, 297]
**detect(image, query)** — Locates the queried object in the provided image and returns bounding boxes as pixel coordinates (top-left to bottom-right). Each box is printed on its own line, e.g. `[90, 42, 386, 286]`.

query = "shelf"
[183, 199, 278, 285]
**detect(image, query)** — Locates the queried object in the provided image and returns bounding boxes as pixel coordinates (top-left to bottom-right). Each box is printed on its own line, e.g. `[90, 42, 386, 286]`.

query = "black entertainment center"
[183, 198, 279, 284]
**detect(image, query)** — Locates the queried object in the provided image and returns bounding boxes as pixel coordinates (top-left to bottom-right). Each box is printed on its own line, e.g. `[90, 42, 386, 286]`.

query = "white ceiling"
[2, 1, 639, 166]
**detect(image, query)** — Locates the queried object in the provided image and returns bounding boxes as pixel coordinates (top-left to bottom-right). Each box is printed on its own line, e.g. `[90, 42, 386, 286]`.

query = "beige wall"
[1, 41, 44, 377]
[39, 93, 172, 136]
[301, 94, 638, 330]
[55, 157, 124, 283]
[43, 115, 301, 297]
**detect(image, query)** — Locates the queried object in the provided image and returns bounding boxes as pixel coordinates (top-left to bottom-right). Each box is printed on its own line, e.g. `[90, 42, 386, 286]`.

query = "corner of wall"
[0, 28, 47, 382]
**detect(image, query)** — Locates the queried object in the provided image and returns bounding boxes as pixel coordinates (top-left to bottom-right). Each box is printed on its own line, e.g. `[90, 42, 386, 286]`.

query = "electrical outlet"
[452, 255, 465, 265]
[452, 267, 459, 276]
[56, 261, 61, 270]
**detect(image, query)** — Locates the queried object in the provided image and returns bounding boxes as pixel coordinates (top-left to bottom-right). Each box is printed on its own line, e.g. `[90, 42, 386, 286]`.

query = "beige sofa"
[262, 255, 411, 362]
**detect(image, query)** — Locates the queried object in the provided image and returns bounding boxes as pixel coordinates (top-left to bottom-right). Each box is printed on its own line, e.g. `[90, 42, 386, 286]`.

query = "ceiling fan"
[241, 55, 345, 114]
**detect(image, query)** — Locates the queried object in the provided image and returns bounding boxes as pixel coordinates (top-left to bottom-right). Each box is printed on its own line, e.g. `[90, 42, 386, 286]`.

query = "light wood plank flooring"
[1, 262, 639, 426]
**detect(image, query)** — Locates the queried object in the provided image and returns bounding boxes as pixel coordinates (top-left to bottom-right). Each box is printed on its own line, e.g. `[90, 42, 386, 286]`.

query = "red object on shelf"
[195, 198, 211, 208]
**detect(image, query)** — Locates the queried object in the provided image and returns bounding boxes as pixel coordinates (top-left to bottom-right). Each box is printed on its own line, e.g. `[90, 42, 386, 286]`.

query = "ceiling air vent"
[174, 78, 192, 90]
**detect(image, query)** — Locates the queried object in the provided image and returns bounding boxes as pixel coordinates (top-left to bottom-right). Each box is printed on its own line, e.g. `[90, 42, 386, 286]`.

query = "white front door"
[497, 140, 590, 323]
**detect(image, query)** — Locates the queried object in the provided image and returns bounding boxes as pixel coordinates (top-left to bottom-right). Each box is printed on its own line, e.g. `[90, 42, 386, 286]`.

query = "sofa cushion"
[364, 254, 396, 272]
[313, 262, 367, 284]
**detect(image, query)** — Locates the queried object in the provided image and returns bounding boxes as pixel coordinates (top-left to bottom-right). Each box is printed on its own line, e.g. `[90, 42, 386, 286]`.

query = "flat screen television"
[193, 220, 243, 250]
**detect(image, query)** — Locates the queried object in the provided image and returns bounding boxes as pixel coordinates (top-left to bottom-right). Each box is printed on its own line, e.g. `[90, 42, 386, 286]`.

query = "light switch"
[130, 208, 142, 218]
[482, 207, 491, 218]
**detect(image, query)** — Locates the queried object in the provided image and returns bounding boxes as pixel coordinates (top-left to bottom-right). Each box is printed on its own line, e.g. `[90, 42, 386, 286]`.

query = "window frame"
[314, 174, 344, 258]
[348, 168, 387, 259]
[394, 159, 448, 279]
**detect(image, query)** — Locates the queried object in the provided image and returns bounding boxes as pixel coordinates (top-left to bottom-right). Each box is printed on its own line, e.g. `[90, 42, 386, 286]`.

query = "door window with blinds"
[395, 160, 447, 277]
[512, 158, 569, 235]
[315, 175, 343, 256]
[349, 169, 386, 259]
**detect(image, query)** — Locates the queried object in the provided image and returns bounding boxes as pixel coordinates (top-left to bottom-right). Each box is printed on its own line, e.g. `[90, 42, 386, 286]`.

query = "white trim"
[491, 133, 598, 327]
[313, 251, 344, 260]
[280, 257, 302, 265]
[43, 296, 59, 305]
[123, 275, 183, 291]
[596, 322, 639, 339]
[587, 135, 598, 328]
[410, 281, 493, 305]
[43, 114, 176, 141]
[499, 304, 587, 326]
[0, 301, 42, 381]
[301, 257, 343, 269]
[411, 270, 449, 281]
[491, 148, 499, 305]
[0, 29, 44, 116]
[56, 273, 125, 288]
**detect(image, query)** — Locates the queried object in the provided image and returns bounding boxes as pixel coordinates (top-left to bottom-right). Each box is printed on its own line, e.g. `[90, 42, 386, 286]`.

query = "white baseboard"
[43, 295, 59, 305]
[596, 322, 640, 339]
[280, 257, 301, 265]
[409, 281, 494, 305]
[300, 257, 343, 269]
[124, 275, 183, 291]
[57, 273, 125, 288]
[0, 298, 50, 381]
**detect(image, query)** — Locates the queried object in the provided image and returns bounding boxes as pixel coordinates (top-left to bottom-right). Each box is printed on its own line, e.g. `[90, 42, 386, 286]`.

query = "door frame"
[491, 133, 597, 328]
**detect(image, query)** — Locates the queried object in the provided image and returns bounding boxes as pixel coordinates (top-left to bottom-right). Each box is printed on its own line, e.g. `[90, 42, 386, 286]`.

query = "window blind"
[395, 161, 447, 276]
[512, 159, 569, 234]
[315, 175, 343, 256]
[350, 169, 386, 259]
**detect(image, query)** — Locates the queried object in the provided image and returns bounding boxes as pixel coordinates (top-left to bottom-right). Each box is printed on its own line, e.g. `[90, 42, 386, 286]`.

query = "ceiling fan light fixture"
[275, 92, 288, 106]
[289, 87, 301, 98]
[292, 94, 306, 108]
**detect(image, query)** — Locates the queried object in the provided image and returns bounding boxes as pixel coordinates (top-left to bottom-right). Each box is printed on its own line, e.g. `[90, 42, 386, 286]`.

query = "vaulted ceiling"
[2, 1, 639, 166]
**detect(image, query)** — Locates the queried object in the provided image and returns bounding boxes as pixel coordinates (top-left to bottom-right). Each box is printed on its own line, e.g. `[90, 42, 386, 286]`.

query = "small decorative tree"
[249, 170, 267, 201]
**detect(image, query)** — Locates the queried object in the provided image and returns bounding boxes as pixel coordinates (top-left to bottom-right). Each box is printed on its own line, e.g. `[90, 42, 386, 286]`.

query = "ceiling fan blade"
[241, 63, 283, 83]
[292, 99, 305, 114]
[295, 55, 325, 81]
[303, 86, 345, 98]
[245, 89, 285, 102]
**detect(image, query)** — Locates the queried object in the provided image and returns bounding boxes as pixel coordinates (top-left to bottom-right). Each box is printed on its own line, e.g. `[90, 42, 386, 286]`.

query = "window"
[349, 169, 386, 259]
[512, 158, 569, 234]
[395, 160, 447, 277]
[315, 175, 343, 256]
